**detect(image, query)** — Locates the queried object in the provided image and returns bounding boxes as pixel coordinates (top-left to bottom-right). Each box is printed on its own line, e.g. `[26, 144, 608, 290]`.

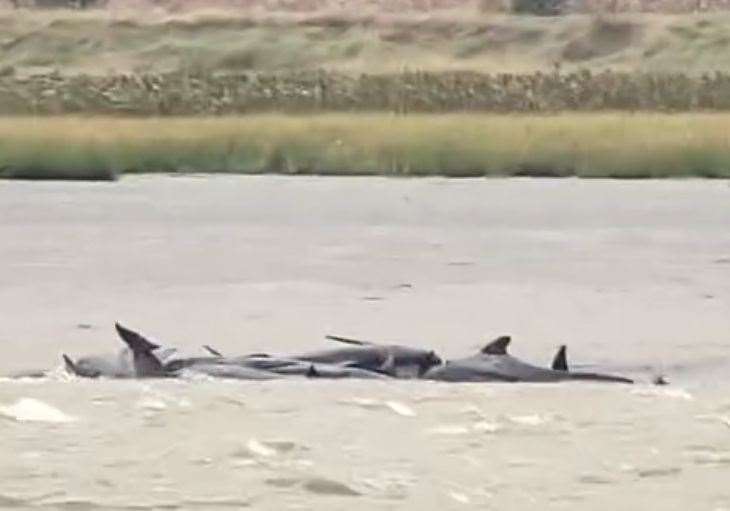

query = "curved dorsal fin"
[481, 336, 511, 355]
[114, 323, 164, 377]
[203, 345, 223, 357]
[326, 335, 372, 346]
[551, 345, 568, 371]
[306, 364, 320, 378]
[115, 323, 160, 353]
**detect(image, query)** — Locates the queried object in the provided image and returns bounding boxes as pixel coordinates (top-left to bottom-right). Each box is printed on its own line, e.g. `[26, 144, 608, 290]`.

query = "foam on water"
[0, 398, 76, 423]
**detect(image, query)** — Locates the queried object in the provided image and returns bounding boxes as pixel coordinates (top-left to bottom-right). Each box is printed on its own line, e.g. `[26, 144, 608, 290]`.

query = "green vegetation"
[2, 114, 729, 180]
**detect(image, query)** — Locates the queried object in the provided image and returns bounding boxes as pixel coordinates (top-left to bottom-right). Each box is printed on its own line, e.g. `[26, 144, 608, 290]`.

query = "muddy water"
[1, 176, 729, 510]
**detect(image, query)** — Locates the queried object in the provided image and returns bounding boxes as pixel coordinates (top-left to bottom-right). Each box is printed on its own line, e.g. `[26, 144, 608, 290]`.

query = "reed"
[1, 114, 729, 179]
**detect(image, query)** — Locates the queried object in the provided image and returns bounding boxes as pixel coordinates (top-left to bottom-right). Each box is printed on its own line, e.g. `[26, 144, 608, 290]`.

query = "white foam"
[448, 491, 471, 504]
[427, 424, 470, 436]
[509, 414, 548, 426]
[0, 398, 76, 423]
[246, 439, 277, 457]
[427, 421, 500, 436]
[384, 401, 416, 417]
[341, 397, 416, 417]
[631, 387, 693, 400]
[473, 421, 500, 433]
[136, 397, 168, 411]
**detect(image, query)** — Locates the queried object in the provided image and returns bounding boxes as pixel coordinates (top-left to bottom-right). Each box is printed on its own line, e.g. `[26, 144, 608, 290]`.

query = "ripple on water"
[263, 476, 361, 497]
[636, 467, 683, 479]
[302, 477, 361, 497]
[0, 494, 30, 508]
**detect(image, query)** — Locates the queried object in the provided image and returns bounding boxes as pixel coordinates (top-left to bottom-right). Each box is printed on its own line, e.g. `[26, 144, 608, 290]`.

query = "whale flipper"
[326, 335, 372, 346]
[480, 336, 511, 355]
[203, 345, 223, 357]
[551, 345, 568, 371]
[114, 323, 165, 377]
[377, 351, 397, 376]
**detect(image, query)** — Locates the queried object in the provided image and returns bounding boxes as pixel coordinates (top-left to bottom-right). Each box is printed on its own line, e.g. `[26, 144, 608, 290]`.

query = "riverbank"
[2, 113, 730, 179]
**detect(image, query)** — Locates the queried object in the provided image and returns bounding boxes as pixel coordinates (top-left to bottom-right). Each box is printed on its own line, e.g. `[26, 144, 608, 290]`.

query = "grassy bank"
[2, 9, 730, 76]
[1, 114, 730, 179]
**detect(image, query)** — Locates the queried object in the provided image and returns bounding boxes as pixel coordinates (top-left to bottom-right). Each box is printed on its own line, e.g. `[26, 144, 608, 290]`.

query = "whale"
[200, 346, 396, 379]
[292, 335, 442, 378]
[422, 336, 634, 384]
[111, 324, 386, 380]
[62, 350, 134, 378]
[112, 323, 275, 380]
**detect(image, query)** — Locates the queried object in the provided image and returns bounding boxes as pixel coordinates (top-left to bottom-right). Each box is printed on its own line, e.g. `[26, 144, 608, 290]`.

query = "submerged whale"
[292, 335, 442, 378]
[423, 336, 634, 384]
[113, 324, 394, 380]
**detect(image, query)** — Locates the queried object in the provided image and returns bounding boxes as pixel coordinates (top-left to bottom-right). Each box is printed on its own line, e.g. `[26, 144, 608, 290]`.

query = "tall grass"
[1, 113, 729, 179]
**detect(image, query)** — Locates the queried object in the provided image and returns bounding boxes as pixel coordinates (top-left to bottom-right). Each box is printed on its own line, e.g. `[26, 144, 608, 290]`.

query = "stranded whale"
[423, 336, 634, 384]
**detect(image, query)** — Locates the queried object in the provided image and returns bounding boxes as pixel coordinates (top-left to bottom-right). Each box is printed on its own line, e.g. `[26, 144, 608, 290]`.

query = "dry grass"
[1, 113, 729, 179]
[1, 8, 730, 75]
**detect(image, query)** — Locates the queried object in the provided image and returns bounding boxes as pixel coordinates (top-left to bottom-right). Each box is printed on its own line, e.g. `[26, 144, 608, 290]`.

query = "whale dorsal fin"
[114, 323, 164, 377]
[203, 345, 223, 357]
[115, 323, 160, 352]
[551, 345, 568, 371]
[307, 364, 320, 378]
[481, 336, 511, 355]
[326, 335, 373, 346]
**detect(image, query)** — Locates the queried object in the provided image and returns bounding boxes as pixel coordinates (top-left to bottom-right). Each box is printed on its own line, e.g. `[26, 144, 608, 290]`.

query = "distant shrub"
[511, 0, 566, 15]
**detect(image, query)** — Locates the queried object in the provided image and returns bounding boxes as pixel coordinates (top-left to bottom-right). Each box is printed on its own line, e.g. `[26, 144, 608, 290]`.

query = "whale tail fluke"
[551, 345, 568, 371]
[481, 335, 511, 355]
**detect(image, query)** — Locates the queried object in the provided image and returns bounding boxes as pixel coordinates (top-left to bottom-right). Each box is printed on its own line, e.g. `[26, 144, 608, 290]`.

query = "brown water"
[1, 176, 729, 510]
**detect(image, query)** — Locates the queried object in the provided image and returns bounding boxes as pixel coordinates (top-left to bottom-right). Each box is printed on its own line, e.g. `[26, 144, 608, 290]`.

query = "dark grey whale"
[112, 324, 390, 380]
[423, 336, 634, 384]
[292, 335, 442, 378]
[113, 323, 276, 380]
[199, 346, 395, 379]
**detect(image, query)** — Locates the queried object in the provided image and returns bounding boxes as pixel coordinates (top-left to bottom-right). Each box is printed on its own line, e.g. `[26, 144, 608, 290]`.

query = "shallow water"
[1, 176, 729, 509]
